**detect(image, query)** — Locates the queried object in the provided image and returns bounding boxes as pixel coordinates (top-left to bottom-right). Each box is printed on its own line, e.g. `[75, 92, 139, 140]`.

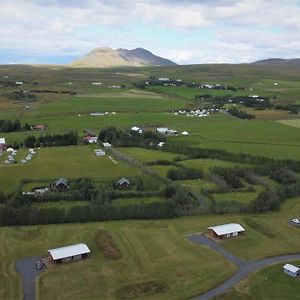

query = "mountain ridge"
[70, 47, 176, 68]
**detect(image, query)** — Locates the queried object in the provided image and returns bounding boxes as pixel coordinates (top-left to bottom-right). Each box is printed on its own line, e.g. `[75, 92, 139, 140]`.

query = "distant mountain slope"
[70, 47, 176, 68]
[253, 58, 300, 65]
[117, 47, 176, 66]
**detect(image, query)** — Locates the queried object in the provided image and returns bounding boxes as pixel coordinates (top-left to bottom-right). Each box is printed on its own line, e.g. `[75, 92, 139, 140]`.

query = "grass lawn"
[277, 119, 300, 129]
[178, 159, 252, 176]
[112, 196, 166, 206]
[212, 191, 260, 204]
[216, 260, 300, 299]
[0, 219, 236, 300]
[1, 196, 300, 299]
[0, 145, 140, 193]
[32, 201, 90, 210]
[117, 147, 184, 163]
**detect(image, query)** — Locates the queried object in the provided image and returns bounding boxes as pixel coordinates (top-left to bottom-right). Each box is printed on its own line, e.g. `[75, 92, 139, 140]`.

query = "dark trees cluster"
[24, 131, 78, 148]
[0, 119, 31, 133]
[227, 108, 255, 120]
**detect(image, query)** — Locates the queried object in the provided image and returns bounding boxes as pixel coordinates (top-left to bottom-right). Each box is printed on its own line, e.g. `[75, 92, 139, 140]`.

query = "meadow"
[1, 196, 300, 299]
[0, 145, 140, 193]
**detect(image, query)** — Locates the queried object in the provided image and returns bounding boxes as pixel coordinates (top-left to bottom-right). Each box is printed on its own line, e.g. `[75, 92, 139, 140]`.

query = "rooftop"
[283, 263, 300, 273]
[48, 243, 90, 260]
[208, 223, 245, 236]
[0, 138, 6, 144]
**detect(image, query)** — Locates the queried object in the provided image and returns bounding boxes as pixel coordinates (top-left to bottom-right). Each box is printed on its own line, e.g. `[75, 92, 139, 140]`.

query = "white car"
[292, 218, 300, 224]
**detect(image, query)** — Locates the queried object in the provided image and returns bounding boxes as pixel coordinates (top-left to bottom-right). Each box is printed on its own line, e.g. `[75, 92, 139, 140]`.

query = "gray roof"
[208, 223, 245, 236]
[48, 243, 90, 260]
[55, 177, 69, 186]
[283, 263, 300, 273]
[116, 177, 130, 185]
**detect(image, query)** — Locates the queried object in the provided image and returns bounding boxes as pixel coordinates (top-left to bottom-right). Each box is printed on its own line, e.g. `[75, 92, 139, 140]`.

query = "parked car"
[292, 218, 299, 224]
[36, 260, 42, 270]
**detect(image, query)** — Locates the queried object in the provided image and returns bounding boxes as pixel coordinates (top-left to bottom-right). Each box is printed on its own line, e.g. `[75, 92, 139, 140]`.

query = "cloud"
[0, 0, 299, 64]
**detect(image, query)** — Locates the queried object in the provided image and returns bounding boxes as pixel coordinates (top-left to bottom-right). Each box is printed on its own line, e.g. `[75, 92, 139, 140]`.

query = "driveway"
[188, 234, 300, 300]
[16, 256, 44, 300]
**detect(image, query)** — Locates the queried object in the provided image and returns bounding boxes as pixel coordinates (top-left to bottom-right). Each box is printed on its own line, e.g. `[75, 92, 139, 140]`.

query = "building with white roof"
[208, 223, 245, 239]
[48, 243, 90, 263]
[283, 263, 300, 277]
[0, 138, 6, 150]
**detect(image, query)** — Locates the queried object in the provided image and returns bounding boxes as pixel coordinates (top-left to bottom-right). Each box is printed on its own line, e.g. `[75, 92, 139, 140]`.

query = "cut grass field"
[0, 219, 236, 300]
[216, 260, 300, 300]
[116, 147, 184, 163]
[277, 118, 300, 129]
[2, 196, 300, 299]
[0, 145, 139, 193]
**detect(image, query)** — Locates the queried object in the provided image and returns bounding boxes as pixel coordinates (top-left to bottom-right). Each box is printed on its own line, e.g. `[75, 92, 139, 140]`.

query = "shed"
[116, 177, 130, 189]
[0, 138, 6, 149]
[208, 223, 245, 239]
[54, 177, 69, 190]
[94, 149, 105, 157]
[283, 264, 300, 277]
[48, 243, 90, 263]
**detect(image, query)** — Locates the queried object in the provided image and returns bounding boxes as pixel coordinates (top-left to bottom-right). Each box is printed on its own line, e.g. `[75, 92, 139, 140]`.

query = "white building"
[48, 243, 91, 263]
[94, 149, 105, 157]
[283, 264, 300, 277]
[208, 223, 245, 239]
[103, 142, 112, 148]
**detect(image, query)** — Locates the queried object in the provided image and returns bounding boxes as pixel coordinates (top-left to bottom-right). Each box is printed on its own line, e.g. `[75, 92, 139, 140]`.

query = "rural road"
[16, 256, 44, 300]
[188, 235, 300, 300]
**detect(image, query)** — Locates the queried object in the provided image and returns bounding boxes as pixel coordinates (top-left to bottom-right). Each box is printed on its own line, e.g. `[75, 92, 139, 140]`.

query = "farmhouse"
[53, 178, 69, 190]
[116, 177, 130, 189]
[34, 125, 46, 131]
[283, 264, 300, 277]
[207, 223, 245, 239]
[0, 138, 6, 150]
[84, 135, 98, 144]
[48, 243, 90, 264]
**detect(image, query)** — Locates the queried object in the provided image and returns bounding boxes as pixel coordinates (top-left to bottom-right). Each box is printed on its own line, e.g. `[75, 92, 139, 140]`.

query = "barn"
[48, 243, 90, 264]
[0, 138, 7, 150]
[283, 264, 300, 277]
[208, 223, 245, 239]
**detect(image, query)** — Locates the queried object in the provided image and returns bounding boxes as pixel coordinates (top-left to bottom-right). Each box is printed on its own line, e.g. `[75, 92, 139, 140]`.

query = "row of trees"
[24, 131, 78, 147]
[0, 119, 32, 132]
[227, 108, 256, 120]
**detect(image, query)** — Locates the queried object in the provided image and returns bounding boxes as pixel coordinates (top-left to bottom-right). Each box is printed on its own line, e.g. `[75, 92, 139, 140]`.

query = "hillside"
[70, 47, 176, 68]
[253, 58, 300, 65]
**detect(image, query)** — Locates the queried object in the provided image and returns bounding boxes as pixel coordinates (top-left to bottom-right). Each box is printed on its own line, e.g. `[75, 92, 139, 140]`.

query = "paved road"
[16, 256, 44, 300]
[188, 234, 300, 300]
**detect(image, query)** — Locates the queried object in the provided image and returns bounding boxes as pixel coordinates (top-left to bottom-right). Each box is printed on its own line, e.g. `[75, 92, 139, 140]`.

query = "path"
[16, 256, 44, 300]
[188, 234, 300, 300]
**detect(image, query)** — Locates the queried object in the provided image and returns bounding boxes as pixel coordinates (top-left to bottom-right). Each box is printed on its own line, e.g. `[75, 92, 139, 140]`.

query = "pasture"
[0, 145, 139, 193]
[1, 196, 300, 299]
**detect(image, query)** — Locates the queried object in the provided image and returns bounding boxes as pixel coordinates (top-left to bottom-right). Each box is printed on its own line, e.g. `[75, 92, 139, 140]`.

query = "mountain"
[70, 47, 177, 68]
[253, 58, 300, 65]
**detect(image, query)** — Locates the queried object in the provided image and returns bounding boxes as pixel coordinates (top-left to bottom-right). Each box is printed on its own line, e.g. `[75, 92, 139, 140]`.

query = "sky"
[1, 0, 300, 65]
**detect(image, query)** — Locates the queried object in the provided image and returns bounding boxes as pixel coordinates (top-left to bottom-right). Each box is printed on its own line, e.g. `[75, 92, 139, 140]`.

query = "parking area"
[16, 256, 44, 300]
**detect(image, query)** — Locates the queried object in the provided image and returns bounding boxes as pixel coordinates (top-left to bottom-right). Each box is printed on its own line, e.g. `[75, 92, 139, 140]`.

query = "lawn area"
[117, 147, 183, 163]
[32, 201, 90, 211]
[277, 119, 300, 129]
[25, 94, 188, 117]
[216, 260, 300, 300]
[0, 145, 139, 193]
[0, 219, 236, 300]
[112, 196, 166, 206]
[178, 159, 252, 176]
[2, 196, 300, 299]
[212, 191, 260, 204]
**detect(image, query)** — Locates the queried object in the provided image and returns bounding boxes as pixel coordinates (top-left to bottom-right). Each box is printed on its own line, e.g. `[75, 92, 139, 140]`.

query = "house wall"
[284, 269, 299, 277]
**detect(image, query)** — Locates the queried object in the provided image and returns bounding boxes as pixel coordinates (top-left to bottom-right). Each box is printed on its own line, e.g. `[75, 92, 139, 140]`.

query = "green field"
[218, 260, 300, 299]
[0, 145, 139, 193]
[1, 196, 300, 299]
